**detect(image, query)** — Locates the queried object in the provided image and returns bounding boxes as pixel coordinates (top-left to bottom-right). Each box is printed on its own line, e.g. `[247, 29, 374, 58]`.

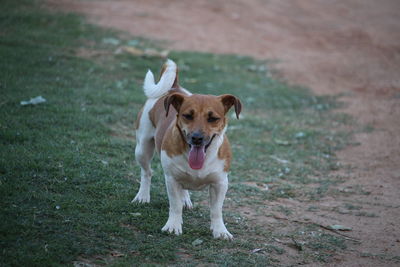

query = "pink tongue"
[188, 146, 206, 170]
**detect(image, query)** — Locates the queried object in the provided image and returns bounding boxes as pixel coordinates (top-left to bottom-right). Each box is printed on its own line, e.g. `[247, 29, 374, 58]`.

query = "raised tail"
[143, 59, 177, 99]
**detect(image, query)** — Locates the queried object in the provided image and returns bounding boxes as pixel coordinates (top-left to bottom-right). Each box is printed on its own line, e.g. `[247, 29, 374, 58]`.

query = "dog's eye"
[208, 117, 220, 123]
[183, 114, 194, 120]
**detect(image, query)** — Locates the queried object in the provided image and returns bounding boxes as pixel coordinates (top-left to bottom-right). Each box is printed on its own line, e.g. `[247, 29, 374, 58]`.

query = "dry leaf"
[20, 96, 46, 106]
[192, 238, 203, 246]
[328, 224, 352, 231]
[251, 248, 264, 254]
[111, 251, 125, 257]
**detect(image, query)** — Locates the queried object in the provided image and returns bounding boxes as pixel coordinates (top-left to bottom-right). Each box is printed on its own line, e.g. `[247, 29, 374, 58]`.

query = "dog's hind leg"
[132, 100, 156, 203]
[182, 190, 193, 209]
[132, 137, 154, 203]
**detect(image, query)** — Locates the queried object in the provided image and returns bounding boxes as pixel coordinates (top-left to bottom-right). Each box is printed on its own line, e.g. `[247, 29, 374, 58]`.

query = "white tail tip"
[143, 59, 177, 98]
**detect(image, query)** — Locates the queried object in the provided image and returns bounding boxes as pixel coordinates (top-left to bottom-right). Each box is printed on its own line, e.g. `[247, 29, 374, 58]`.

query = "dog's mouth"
[187, 134, 216, 170]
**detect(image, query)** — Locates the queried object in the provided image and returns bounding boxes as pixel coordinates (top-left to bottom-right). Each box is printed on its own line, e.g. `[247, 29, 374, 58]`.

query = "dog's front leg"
[162, 175, 184, 235]
[209, 175, 233, 240]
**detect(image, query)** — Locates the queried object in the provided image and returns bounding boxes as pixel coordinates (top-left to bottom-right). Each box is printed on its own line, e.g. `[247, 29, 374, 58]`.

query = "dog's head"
[164, 93, 242, 170]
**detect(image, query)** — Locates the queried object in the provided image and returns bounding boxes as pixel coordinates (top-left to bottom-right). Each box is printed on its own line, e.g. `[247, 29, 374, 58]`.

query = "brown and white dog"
[132, 60, 241, 239]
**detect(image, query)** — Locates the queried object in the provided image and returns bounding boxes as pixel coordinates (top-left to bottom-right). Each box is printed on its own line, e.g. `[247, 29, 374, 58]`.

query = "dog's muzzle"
[185, 131, 216, 170]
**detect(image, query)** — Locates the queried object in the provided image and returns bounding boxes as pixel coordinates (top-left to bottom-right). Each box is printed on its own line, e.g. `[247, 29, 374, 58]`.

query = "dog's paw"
[211, 224, 233, 240]
[212, 229, 233, 240]
[183, 199, 193, 209]
[182, 192, 193, 209]
[131, 192, 150, 203]
[162, 220, 182, 235]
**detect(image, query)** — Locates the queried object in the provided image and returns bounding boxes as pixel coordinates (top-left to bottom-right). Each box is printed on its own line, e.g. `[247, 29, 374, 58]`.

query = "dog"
[132, 59, 241, 239]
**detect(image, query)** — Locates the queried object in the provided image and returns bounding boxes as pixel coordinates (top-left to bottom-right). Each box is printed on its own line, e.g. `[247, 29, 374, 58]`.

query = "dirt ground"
[48, 0, 400, 265]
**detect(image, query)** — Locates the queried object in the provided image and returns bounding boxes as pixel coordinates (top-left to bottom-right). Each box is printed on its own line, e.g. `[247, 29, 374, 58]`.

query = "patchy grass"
[0, 0, 365, 266]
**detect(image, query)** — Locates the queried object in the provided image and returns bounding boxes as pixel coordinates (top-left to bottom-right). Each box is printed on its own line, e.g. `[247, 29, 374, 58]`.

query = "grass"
[0, 0, 369, 266]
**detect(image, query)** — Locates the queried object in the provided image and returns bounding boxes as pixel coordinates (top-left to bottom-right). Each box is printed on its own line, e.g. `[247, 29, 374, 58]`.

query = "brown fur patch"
[161, 123, 188, 157]
[220, 94, 242, 119]
[134, 106, 144, 130]
[218, 135, 232, 172]
[150, 91, 239, 170]
[174, 94, 228, 142]
[148, 88, 188, 153]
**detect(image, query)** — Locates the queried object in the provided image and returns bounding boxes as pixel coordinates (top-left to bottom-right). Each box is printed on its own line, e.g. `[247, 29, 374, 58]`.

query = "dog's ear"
[164, 93, 185, 117]
[219, 94, 242, 119]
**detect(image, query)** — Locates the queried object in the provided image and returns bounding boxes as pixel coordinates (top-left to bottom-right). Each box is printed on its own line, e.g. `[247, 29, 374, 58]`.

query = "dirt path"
[48, 0, 400, 265]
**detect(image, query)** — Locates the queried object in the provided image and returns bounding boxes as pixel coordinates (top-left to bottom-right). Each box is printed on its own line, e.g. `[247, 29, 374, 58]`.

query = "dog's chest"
[161, 151, 226, 190]
[176, 173, 218, 190]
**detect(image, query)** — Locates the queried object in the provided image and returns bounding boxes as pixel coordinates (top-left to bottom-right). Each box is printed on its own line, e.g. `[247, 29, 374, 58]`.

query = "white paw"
[131, 192, 150, 203]
[183, 194, 193, 209]
[211, 224, 233, 240]
[162, 219, 182, 235]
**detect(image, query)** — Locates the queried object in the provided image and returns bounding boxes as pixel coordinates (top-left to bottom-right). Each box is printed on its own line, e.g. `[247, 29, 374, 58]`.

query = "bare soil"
[47, 0, 400, 265]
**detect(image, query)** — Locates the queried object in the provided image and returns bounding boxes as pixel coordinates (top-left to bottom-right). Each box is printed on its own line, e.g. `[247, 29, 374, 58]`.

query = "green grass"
[0, 0, 363, 266]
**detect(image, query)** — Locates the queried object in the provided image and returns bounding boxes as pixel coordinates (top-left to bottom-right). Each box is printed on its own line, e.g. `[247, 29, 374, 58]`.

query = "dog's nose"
[191, 132, 204, 146]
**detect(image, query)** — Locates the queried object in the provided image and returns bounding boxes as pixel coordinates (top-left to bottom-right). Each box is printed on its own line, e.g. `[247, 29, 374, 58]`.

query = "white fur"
[160, 151, 232, 239]
[143, 59, 177, 99]
[132, 59, 177, 202]
[179, 87, 192, 96]
[160, 127, 227, 190]
[131, 98, 157, 203]
[132, 60, 233, 239]
[158, 127, 232, 239]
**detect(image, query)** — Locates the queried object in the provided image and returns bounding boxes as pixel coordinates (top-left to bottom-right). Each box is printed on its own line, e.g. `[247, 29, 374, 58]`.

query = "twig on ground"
[272, 214, 361, 243]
